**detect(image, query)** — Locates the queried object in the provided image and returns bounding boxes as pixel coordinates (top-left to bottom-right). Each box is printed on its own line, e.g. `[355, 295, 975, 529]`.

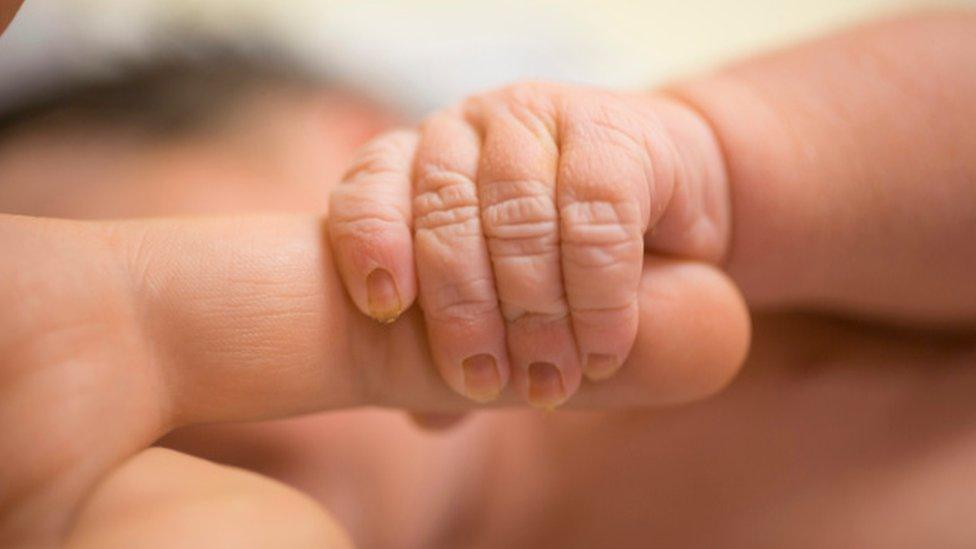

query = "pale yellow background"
[1, 0, 971, 115]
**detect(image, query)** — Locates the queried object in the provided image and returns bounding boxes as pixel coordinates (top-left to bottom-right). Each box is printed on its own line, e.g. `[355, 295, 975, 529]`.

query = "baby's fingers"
[412, 111, 511, 403]
[328, 130, 418, 322]
[557, 100, 652, 382]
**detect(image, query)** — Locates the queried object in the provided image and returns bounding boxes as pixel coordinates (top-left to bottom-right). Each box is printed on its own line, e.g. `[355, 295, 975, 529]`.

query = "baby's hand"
[328, 83, 728, 408]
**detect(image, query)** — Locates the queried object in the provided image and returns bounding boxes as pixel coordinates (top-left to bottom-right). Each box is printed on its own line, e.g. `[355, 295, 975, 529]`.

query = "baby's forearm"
[666, 10, 976, 321]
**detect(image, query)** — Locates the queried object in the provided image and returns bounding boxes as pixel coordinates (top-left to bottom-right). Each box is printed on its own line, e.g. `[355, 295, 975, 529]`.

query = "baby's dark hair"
[0, 39, 324, 141]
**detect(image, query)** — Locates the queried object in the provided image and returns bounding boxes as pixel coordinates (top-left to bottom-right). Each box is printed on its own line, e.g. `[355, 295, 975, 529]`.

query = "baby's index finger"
[328, 130, 419, 324]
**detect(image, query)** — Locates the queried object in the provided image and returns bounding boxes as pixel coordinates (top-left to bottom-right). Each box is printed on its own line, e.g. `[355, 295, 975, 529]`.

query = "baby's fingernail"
[584, 353, 619, 381]
[366, 268, 401, 323]
[528, 362, 566, 410]
[462, 354, 502, 402]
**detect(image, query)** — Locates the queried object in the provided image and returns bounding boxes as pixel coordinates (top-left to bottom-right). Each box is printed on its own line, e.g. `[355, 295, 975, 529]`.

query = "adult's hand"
[0, 215, 745, 547]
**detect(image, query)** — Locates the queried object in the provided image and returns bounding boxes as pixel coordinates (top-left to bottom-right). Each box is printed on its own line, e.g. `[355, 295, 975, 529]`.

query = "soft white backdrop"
[0, 0, 967, 116]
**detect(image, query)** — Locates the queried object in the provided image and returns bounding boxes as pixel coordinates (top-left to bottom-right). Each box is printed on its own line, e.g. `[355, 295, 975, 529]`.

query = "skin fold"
[0, 6, 973, 548]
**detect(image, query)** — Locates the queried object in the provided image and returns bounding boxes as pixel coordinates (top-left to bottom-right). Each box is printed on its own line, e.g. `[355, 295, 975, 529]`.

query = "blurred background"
[0, 0, 967, 220]
[0, 0, 968, 119]
[0, 3, 972, 547]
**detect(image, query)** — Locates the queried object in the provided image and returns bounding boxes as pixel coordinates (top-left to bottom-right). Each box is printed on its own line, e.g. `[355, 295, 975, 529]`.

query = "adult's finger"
[669, 10, 976, 322]
[1, 214, 748, 543]
[568, 256, 749, 408]
[0, 214, 749, 427]
[67, 448, 352, 548]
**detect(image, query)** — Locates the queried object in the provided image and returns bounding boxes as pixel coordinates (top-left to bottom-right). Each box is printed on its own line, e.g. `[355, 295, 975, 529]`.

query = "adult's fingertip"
[630, 258, 751, 404]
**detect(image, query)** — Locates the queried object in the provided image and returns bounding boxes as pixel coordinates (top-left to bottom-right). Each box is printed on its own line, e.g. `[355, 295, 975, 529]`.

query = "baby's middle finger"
[470, 97, 583, 409]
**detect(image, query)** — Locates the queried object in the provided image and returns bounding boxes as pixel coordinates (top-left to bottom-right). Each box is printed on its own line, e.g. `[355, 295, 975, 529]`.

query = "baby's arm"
[329, 9, 976, 408]
[669, 10, 976, 321]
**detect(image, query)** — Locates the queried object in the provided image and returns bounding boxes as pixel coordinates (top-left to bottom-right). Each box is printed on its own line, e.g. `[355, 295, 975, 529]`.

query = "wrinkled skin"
[1, 6, 976, 549]
[329, 85, 730, 407]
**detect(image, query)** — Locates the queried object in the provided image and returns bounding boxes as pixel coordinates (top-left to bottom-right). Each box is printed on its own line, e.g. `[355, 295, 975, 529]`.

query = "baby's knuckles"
[462, 82, 563, 133]
[469, 83, 652, 199]
[465, 82, 651, 256]
[511, 83, 730, 261]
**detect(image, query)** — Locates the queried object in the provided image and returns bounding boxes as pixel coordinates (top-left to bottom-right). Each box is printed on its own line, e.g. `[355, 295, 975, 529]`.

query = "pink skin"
[2, 7, 975, 547]
[329, 85, 729, 408]
[0, 78, 749, 547]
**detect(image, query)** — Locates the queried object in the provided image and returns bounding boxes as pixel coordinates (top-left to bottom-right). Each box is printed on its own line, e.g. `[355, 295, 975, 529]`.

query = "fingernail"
[366, 268, 401, 323]
[528, 362, 566, 410]
[462, 354, 502, 403]
[584, 353, 619, 381]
